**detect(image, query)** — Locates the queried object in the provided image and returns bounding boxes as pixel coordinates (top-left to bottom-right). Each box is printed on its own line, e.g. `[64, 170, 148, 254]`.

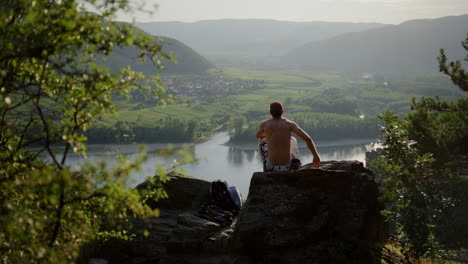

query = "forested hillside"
[100, 31, 214, 75]
[136, 19, 386, 66]
[283, 15, 468, 73]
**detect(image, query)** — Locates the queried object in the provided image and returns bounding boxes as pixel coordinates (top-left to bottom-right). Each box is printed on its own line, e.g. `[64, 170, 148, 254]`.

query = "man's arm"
[256, 122, 266, 139]
[290, 121, 320, 168]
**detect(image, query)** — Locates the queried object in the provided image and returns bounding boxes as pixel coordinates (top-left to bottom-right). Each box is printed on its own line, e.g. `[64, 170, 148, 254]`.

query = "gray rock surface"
[233, 160, 387, 263]
[88, 161, 391, 264]
[137, 174, 211, 211]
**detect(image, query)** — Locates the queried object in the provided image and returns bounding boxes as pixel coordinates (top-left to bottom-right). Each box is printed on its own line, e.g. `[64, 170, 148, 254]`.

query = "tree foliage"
[86, 118, 207, 143]
[437, 33, 468, 91]
[227, 116, 247, 138]
[376, 33, 468, 258]
[0, 0, 174, 262]
[228, 112, 379, 143]
[376, 98, 468, 257]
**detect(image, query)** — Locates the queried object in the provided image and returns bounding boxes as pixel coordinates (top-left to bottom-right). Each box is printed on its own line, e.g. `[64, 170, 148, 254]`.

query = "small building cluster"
[162, 76, 265, 97]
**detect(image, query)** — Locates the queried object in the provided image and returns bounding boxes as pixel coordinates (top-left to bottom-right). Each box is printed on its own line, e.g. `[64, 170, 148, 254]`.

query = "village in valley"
[162, 75, 265, 98]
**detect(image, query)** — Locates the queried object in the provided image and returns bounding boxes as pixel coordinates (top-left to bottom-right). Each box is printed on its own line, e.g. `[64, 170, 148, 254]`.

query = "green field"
[89, 67, 465, 143]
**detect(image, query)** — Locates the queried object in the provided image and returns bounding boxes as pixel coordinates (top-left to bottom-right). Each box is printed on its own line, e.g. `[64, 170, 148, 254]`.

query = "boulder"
[233, 160, 388, 263]
[87, 161, 392, 264]
[137, 174, 211, 211]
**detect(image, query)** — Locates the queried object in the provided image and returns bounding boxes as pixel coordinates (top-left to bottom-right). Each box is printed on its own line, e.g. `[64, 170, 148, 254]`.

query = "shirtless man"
[256, 101, 320, 171]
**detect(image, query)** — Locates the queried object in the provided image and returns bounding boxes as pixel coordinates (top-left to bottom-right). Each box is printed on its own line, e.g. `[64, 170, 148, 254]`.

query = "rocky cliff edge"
[87, 161, 407, 264]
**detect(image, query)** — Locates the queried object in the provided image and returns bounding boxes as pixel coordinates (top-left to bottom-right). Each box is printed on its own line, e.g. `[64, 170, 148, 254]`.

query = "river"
[60, 132, 378, 198]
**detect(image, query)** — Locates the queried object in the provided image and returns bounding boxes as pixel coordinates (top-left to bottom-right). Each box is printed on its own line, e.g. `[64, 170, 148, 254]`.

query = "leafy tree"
[227, 116, 247, 138]
[0, 0, 175, 263]
[438, 33, 468, 91]
[376, 33, 468, 258]
[227, 112, 379, 142]
[115, 121, 136, 143]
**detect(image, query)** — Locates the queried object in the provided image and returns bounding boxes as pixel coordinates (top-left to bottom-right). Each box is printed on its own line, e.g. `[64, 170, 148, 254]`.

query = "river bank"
[52, 132, 377, 197]
[225, 137, 380, 151]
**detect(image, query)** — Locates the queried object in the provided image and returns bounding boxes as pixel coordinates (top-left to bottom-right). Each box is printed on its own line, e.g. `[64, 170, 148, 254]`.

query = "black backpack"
[210, 180, 242, 216]
[198, 180, 243, 226]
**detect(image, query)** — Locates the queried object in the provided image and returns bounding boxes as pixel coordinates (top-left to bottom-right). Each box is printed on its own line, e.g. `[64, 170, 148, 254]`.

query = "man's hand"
[313, 156, 320, 168]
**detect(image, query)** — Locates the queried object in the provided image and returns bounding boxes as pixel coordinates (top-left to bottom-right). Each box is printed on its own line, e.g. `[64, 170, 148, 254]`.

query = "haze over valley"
[84, 14, 467, 144]
[135, 19, 387, 67]
[134, 15, 468, 72]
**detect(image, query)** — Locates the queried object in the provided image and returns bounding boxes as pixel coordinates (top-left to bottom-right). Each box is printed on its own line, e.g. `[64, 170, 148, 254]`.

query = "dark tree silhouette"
[438, 33, 468, 91]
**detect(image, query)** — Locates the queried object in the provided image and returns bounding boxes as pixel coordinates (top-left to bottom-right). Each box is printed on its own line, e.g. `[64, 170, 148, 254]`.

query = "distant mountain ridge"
[135, 19, 387, 66]
[100, 22, 214, 75]
[106, 36, 214, 75]
[283, 15, 468, 74]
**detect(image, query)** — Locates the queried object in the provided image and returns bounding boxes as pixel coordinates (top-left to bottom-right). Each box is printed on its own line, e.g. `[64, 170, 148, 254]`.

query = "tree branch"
[16, 114, 34, 151]
[64, 191, 107, 205]
[48, 180, 65, 247]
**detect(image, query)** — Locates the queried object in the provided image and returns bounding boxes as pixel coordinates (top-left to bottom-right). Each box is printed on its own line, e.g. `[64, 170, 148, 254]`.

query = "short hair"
[270, 101, 284, 118]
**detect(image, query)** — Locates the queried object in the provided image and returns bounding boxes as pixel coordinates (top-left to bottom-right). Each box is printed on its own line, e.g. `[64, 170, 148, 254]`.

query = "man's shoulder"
[264, 118, 296, 126]
[283, 118, 297, 126]
[264, 118, 297, 130]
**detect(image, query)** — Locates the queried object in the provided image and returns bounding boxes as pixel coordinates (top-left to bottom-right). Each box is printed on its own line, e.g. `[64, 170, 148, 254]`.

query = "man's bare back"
[256, 102, 320, 169]
[257, 118, 295, 164]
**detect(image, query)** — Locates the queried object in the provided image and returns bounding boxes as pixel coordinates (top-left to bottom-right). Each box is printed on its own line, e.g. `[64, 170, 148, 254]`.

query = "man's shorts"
[259, 138, 301, 172]
[263, 158, 292, 172]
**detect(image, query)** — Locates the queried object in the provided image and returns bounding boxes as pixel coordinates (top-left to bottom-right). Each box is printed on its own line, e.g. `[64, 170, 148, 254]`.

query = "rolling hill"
[282, 15, 468, 74]
[135, 19, 387, 66]
[103, 36, 215, 75]
[98, 22, 214, 75]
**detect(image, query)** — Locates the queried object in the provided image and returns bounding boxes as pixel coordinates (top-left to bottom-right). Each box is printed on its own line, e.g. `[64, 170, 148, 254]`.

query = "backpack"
[227, 186, 243, 211]
[210, 180, 242, 216]
[198, 180, 243, 226]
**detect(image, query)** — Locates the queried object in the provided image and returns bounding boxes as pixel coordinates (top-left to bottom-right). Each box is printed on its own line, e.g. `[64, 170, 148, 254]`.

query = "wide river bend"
[60, 132, 378, 198]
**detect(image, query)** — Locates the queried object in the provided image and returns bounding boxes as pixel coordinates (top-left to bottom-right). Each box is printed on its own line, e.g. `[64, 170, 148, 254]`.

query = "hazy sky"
[115, 0, 468, 24]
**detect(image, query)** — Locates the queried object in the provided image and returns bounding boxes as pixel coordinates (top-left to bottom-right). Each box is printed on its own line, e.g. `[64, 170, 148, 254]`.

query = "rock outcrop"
[233, 161, 388, 263]
[88, 161, 394, 264]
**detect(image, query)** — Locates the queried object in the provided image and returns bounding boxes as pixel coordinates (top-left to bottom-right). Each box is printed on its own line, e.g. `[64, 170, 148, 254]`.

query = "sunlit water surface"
[57, 132, 378, 198]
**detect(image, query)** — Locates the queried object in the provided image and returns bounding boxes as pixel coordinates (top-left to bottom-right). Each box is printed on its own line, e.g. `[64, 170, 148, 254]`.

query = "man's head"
[270, 101, 284, 118]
